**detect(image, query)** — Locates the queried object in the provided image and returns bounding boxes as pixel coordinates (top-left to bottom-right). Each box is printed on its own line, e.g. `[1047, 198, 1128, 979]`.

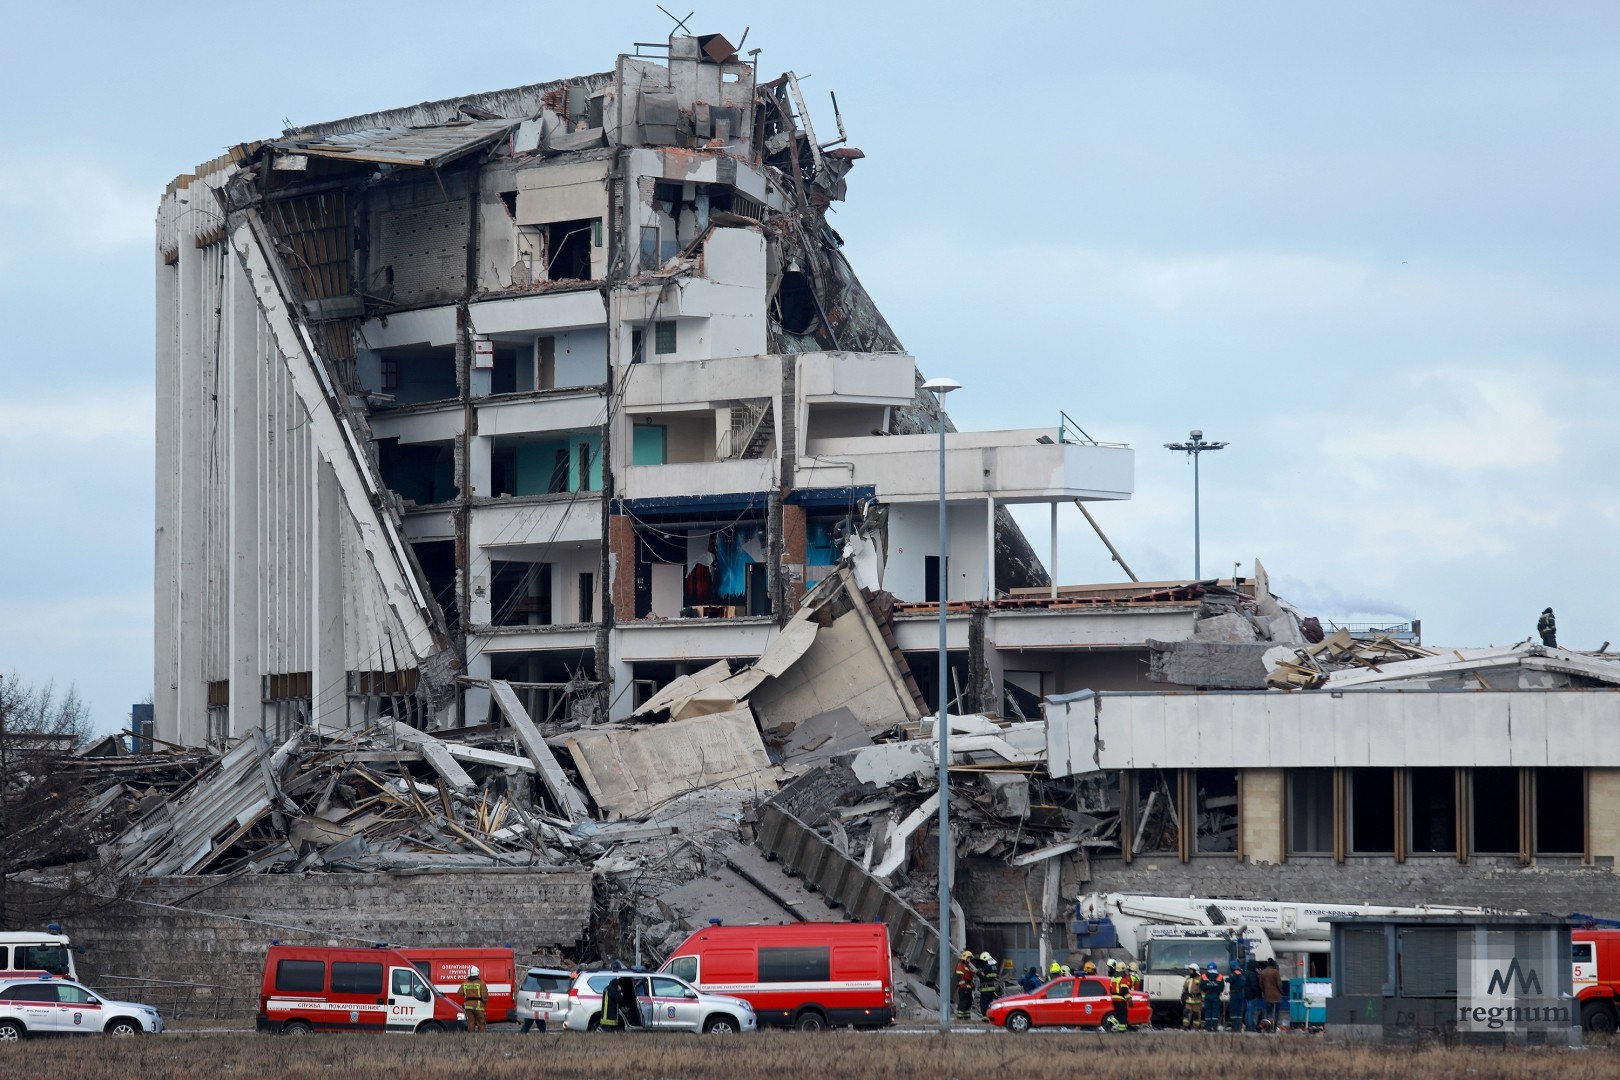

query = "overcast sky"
[2, 2, 1615, 734]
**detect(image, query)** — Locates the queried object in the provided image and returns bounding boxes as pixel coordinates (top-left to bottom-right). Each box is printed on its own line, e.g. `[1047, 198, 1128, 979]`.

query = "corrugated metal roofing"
[274, 118, 519, 168]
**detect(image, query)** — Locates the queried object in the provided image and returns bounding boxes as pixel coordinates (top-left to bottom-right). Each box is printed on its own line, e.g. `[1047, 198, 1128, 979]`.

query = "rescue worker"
[1200, 962, 1224, 1031]
[1048, 960, 1063, 981]
[1180, 964, 1203, 1029]
[1082, 960, 1097, 975]
[1227, 962, 1247, 1031]
[599, 976, 623, 1032]
[977, 951, 999, 1018]
[1127, 961, 1143, 993]
[1538, 607, 1558, 648]
[1103, 959, 1129, 1032]
[954, 950, 977, 1020]
[1242, 961, 1263, 1032]
[1060, 965, 1072, 977]
[1020, 966, 1043, 994]
[460, 966, 489, 1033]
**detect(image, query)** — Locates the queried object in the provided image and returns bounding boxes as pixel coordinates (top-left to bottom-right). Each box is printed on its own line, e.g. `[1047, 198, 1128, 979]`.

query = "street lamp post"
[922, 376, 960, 1032]
[1164, 429, 1227, 579]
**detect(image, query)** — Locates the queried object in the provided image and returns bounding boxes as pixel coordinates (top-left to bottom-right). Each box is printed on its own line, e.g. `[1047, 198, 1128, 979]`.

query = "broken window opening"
[411, 540, 460, 634]
[905, 650, 971, 717]
[490, 559, 552, 627]
[923, 555, 948, 604]
[1288, 767, 1335, 855]
[1193, 769, 1238, 854]
[639, 225, 660, 272]
[1408, 767, 1457, 855]
[545, 218, 596, 281]
[1002, 671, 1042, 722]
[489, 344, 530, 395]
[498, 190, 518, 219]
[1348, 768, 1395, 854]
[774, 269, 818, 335]
[1130, 769, 1180, 855]
[1471, 766, 1520, 854]
[630, 328, 645, 365]
[377, 438, 458, 506]
[1535, 766, 1584, 855]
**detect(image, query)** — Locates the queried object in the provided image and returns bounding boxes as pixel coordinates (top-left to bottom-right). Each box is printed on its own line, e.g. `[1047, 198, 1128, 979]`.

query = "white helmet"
[468, 966, 481, 977]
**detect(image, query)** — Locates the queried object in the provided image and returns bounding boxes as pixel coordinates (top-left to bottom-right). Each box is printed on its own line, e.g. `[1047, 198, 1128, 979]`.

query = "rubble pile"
[1265, 628, 1438, 690]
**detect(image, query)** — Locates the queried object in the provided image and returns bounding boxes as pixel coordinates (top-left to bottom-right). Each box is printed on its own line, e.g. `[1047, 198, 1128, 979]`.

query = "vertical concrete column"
[153, 210, 182, 744]
[608, 512, 636, 620]
[1240, 768, 1285, 864]
[1049, 503, 1058, 599]
[985, 495, 995, 601]
[780, 501, 807, 613]
[462, 653, 492, 728]
[226, 260, 261, 739]
[310, 453, 346, 730]
[1587, 768, 1620, 866]
[467, 433, 492, 498]
[173, 196, 209, 745]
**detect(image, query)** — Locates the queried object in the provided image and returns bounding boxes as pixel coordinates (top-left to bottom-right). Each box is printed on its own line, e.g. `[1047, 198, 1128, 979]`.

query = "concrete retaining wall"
[63, 870, 593, 1022]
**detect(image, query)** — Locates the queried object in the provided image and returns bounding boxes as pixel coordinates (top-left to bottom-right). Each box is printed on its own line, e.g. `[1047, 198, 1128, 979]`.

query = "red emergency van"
[396, 948, 517, 1023]
[257, 944, 465, 1034]
[659, 922, 894, 1030]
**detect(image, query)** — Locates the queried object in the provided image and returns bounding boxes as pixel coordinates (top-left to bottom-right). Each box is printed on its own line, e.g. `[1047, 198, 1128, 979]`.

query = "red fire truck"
[1572, 927, 1620, 1033]
[658, 922, 893, 1030]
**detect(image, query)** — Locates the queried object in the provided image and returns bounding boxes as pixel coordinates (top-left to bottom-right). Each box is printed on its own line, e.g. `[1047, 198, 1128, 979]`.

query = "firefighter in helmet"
[1103, 959, 1129, 1032]
[1181, 963, 1204, 1029]
[975, 951, 999, 1018]
[954, 950, 976, 1020]
[460, 966, 489, 1033]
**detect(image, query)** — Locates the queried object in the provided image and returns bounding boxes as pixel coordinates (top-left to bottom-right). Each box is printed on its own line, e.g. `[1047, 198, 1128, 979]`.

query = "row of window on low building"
[1118, 766, 1587, 864]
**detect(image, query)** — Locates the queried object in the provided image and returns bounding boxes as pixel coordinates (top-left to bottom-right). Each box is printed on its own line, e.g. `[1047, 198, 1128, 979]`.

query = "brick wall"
[63, 870, 593, 1022]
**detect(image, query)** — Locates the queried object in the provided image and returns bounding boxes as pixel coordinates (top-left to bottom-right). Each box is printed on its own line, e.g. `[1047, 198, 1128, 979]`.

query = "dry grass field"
[0, 1029, 1613, 1080]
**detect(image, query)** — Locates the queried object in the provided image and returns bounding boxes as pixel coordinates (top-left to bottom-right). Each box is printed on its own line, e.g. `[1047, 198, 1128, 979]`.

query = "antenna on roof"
[657, 5, 694, 35]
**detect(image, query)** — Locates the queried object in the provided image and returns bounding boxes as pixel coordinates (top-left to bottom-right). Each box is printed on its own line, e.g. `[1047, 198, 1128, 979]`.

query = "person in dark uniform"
[1538, 607, 1557, 647]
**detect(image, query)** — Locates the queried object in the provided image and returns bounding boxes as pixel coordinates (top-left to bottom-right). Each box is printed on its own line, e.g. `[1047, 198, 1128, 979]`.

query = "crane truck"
[1074, 892, 1502, 1026]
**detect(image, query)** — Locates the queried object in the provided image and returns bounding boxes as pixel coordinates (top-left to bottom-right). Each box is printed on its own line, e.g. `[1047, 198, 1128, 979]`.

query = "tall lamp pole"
[1164, 429, 1227, 579]
[922, 376, 960, 1031]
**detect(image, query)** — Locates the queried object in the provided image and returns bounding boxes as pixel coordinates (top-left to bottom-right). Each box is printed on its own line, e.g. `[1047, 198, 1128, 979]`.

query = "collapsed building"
[127, 28, 1620, 1013]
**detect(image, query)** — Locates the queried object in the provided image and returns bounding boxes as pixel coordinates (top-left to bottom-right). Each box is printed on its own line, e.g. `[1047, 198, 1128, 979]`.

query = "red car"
[986, 976, 1151, 1033]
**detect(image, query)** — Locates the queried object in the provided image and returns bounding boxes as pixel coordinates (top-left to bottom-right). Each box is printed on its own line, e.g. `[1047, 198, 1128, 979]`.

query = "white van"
[0, 932, 77, 981]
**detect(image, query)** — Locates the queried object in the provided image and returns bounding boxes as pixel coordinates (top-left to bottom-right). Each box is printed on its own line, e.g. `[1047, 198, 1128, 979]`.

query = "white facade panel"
[469, 290, 606, 335]
[1088, 690, 1620, 771]
[619, 457, 778, 500]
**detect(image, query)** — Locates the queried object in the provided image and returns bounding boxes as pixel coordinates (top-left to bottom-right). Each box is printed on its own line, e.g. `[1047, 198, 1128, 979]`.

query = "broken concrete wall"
[1146, 639, 1277, 689]
[562, 707, 776, 819]
[748, 570, 922, 739]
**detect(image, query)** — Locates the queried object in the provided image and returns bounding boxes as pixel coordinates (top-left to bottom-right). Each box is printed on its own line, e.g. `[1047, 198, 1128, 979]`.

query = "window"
[650, 977, 688, 998]
[1075, 979, 1108, 998]
[759, 946, 830, 983]
[1194, 768, 1239, 853]
[1131, 769, 1180, 855]
[1472, 767, 1520, 854]
[1043, 980, 1072, 999]
[639, 226, 660, 273]
[1409, 767, 1457, 854]
[1349, 768, 1395, 854]
[391, 968, 431, 1001]
[631, 328, 645, 365]
[1535, 767, 1584, 854]
[0, 984, 57, 1002]
[275, 959, 326, 993]
[664, 956, 698, 984]
[578, 572, 595, 623]
[1338, 927, 1389, 996]
[545, 218, 596, 281]
[1288, 768, 1335, 854]
[654, 320, 677, 354]
[380, 359, 399, 390]
[57, 984, 97, 1005]
[331, 961, 383, 996]
[15, 945, 70, 976]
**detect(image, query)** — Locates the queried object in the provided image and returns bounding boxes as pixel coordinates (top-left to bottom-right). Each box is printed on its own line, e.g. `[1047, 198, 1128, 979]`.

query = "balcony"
[620, 457, 778, 502]
[800, 429, 1133, 505]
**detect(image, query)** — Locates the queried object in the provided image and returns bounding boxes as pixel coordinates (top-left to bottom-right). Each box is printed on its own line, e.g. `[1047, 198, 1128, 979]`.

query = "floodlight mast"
[922, 376, 960, 1032]
[1163, 429, 1227, 579]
